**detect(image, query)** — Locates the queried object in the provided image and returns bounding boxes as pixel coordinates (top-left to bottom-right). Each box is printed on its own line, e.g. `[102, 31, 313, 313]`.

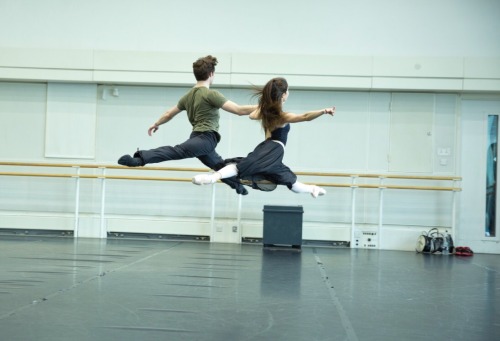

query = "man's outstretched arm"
[221, 101, 258, 116]
[148, 105, 182, 136]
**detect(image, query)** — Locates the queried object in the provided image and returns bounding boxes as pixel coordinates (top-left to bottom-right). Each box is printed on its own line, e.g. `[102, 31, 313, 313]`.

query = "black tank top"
[269, 124, 290, 145]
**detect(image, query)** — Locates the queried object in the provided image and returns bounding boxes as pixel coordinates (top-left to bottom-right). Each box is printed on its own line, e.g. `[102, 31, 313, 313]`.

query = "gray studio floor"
[0, 235, 499, 341]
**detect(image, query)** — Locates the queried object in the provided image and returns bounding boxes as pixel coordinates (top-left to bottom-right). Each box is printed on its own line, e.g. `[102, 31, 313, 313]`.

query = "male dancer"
[118, 55, 256, 195]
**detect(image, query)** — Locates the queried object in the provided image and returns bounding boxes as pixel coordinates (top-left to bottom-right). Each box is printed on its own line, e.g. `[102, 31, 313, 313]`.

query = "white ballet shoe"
[311, 186, 326, 198]
[192, 173, 217, 185]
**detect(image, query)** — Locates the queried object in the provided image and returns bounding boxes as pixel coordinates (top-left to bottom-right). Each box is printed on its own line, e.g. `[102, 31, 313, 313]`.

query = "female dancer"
[192, 77, 335, 198]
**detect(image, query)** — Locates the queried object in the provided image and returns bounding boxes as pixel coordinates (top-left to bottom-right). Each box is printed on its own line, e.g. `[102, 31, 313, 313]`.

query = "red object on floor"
[455, 246, 474, 256]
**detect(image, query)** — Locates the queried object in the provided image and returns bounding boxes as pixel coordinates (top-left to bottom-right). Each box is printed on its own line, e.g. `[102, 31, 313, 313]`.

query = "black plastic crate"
[262, 205, 303, 249]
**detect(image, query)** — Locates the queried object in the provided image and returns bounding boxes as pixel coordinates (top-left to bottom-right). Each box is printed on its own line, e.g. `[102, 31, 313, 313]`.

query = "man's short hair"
[193, 55, 218, 81]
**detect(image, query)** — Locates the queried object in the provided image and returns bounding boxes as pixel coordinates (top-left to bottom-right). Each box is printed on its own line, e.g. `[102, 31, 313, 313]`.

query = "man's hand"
[148, 123, 159, 136]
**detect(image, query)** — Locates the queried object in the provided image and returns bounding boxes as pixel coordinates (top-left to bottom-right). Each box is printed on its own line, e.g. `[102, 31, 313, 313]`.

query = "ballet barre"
[0, 162, 461, 244]
[0, 170, 461, 190]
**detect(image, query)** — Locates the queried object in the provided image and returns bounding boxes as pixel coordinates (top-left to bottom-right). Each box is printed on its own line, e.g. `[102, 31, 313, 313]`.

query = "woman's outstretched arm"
[282, 106, 335, 123]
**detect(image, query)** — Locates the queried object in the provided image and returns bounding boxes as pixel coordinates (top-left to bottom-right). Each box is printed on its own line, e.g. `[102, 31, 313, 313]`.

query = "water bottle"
[442, 234, 449, 255]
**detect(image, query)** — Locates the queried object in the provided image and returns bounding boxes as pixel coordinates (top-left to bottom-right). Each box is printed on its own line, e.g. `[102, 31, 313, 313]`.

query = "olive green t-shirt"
[177, 87, 228, 132]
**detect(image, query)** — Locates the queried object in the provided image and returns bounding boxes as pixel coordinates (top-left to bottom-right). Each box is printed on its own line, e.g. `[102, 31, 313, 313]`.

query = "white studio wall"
[0, 0, 499, 57]
[0, 0, 499, 91]
[45, 83, 97, 159]
[0, 0, 499, 252]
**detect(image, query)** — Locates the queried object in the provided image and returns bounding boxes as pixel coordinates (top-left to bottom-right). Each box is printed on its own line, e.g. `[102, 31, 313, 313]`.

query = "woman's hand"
[324, 107, 336, 116]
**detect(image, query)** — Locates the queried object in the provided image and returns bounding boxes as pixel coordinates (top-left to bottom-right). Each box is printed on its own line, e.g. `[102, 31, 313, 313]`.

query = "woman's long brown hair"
[254, 77, 288, 133]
